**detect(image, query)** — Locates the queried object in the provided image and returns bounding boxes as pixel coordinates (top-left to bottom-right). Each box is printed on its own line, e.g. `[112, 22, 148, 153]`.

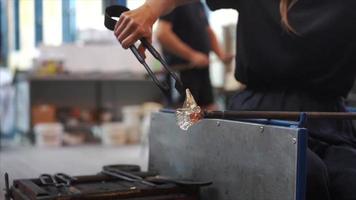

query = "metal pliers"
[39, 173, 77, 187]
[104, 5, 185, 98]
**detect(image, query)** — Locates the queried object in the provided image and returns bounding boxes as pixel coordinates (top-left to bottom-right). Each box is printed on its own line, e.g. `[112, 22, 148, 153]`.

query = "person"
[156, 2, 232, 109]
[113, 0, 356, 199]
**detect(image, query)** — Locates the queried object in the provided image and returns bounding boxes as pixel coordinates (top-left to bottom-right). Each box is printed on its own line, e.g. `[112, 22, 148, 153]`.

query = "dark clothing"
[160, 2, 214, 106]
[207, 0, 356, 98]
[180, 68, 214, 106]
[160, 2, 210, 66]
[229, 88, 356, 146]
[308, 140, 356, 200]
[306, 148, 330, 200]
[166, 67, 214, 107]
[322, 145, 356, 199]
[206, 0, 356, 199]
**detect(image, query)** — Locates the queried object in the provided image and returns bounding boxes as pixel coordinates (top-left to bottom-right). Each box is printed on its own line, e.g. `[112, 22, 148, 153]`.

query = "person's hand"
[114, 4, 158, 56]
[219, 53, 235, 65]
[189, 51, 210, 68]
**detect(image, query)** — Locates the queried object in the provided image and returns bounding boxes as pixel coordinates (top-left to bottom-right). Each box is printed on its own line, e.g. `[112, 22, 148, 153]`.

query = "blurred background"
[0, 0, 240, 146]
[0, 0, 240, 195]
[1, 0, 356, 197]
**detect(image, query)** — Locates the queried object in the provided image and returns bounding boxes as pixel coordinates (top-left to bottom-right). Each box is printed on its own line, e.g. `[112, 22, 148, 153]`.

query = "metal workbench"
[149, 112, 307, 200]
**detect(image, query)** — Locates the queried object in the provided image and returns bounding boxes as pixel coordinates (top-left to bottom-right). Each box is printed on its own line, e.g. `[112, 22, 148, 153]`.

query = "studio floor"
[0, 145, 148, 198]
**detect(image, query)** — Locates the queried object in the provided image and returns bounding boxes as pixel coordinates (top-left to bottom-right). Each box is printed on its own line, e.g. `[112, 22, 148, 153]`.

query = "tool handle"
[104, 5, 184, 97]
[5, 173, 11, 200]
[104, 5, 129, 31]
[130, 46, 170, 92]
[204, 111, 356, 120]
[140, 39, 185, 95]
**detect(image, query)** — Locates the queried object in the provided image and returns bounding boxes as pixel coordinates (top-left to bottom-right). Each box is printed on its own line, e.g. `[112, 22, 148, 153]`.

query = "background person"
[157, 2, 232, 109]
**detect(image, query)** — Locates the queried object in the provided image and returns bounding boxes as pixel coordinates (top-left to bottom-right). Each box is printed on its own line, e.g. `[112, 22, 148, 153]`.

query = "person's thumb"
[138, 43, 146, 59]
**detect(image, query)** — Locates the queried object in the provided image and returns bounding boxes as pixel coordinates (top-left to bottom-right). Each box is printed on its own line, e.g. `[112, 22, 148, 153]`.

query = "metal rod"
[101, 170, 156, 187]
[203, 111, 356, 121]
[5, 173, 11, 200]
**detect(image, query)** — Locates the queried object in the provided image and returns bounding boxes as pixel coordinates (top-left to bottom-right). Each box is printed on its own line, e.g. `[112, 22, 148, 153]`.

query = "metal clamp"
[39, 173, 77, 187]
[39, 174, 62, 187]
[54, 173, 77, 186]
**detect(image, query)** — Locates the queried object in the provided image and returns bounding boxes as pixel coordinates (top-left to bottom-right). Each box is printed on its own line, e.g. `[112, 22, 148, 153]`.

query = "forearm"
[207, 27, 225, 59]
[114, 0, 197, 50]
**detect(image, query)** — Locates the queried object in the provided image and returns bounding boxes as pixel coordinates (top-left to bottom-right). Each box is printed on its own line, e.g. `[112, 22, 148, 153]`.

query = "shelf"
[29, 72, 147, 81]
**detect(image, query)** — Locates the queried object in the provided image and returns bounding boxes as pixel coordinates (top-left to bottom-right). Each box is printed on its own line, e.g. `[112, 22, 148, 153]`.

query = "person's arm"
[157, 20, 209, 67]
[206, 26, 234, 64]
[114, 0, 197, 54]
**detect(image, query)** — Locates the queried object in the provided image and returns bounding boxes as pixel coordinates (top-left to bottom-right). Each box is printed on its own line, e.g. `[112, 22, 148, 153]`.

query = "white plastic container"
[122, 105, 142, 125]
[122, 106, 142, 144]
[101, 122, 127, 146]
[34, 123, 63, 147]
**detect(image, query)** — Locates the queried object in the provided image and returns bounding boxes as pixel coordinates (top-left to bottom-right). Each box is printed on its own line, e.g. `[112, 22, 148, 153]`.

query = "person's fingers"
[200, 60, 210, 67]
[138, 36, 152, 58]
[113, 5, 156, 50]
[202, 55, 210, 65]
[147, 36, 152, 44]
[114, 12, 141, 47]
[138, 43, 146, 59]
[114, 12, 129, 36]
[114, 15, 130, 38]
[121, 31, 140, 49]
[223, 56, 234, 65]
[224, 54, 235, 62]
[122, 27, 150, 49]
[202, 58, 210, 66]
[114, 13, 123, 31]
[189, 52, 209, 67]
[194, 59, 209, 67]
[117, 20, 137, 44]
[197, 60, 208, 66]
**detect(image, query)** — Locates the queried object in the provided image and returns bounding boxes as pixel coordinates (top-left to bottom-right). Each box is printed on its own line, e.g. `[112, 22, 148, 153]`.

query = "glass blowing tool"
[104, 5, 185, 98]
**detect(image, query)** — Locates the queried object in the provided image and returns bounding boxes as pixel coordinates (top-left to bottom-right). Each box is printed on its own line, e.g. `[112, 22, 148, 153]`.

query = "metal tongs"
[39, 173, 77, 187]
[101, 166, 156, 187]
[104, 5, 185, 97]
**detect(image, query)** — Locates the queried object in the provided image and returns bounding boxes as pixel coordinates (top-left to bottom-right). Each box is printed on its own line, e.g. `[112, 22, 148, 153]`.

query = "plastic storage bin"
[34, 123, 63, 147]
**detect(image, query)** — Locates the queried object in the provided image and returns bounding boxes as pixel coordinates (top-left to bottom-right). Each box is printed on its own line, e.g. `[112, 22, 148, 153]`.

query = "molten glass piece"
[176, 89, 203, 131]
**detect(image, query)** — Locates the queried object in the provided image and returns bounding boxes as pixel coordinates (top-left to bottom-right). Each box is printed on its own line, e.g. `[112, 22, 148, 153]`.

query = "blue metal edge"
[347, 107, 356, 113]
[237, 118, 299, 128]
[160, 108, 175, 114]
[14, 0, 20, 50]
[296, 128, 308, 200]
[62, 0, 76, 43]
[117, 0, 127, 6]
[34, 0, 43, 46]
[0, 0, 9, 64]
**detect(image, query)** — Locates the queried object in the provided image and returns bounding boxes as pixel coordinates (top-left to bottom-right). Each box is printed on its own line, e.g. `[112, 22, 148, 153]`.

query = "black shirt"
[207, 0, 356, 97]
[160, 2, 210, 65]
